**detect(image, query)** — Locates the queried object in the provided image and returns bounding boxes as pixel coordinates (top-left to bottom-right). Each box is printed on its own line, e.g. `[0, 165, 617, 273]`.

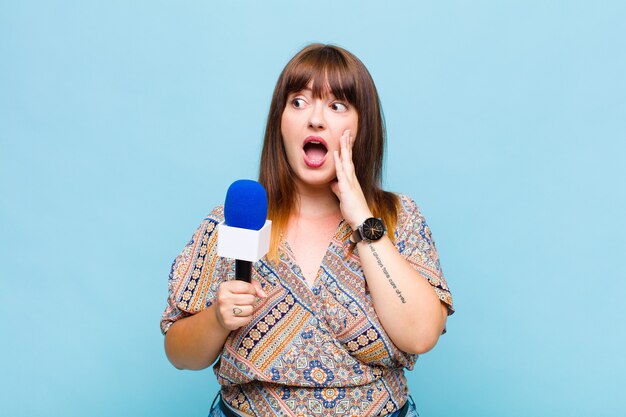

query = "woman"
[161, 44, 454, 417]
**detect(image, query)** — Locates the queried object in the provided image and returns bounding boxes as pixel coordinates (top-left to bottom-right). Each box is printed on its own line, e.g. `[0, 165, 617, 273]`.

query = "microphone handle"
[235, 259, 252, 282]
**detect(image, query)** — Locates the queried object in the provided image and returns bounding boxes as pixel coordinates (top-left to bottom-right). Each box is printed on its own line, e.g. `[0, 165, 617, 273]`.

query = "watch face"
[362, 218, 385, 241]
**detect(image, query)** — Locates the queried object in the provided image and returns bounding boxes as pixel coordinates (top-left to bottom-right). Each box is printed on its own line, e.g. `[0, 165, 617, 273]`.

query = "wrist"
[350, 216, 386, 244]
[349, 212, 373, 230]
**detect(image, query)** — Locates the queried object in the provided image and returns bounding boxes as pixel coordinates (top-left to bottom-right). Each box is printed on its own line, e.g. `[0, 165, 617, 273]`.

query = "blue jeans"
[209, 394, 419, 417]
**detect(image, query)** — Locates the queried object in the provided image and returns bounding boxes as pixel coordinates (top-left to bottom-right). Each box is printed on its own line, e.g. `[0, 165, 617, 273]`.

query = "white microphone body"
[217, 220, 272, 262]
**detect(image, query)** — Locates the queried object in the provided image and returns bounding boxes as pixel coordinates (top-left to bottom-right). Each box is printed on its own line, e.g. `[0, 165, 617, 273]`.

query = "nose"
[308, 102, 326, 130]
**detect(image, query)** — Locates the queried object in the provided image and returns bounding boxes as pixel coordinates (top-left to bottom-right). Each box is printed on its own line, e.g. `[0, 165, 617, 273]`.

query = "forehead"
[286, 76, 352, 103]
[281, 46, 361, 104]
[290, 83, 336, 98]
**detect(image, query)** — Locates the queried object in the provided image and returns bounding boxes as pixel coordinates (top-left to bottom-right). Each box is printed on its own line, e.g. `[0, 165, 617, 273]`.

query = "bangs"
[283, 47, 357, 104]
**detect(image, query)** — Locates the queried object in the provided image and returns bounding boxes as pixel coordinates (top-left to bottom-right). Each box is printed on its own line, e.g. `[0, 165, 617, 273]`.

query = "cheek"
[334, 113, 358, 138]
[280, 121, 299, 161]
[351, 114, 359, 136]
[281, 112, 300, 142]
[280, 112, 289, 138]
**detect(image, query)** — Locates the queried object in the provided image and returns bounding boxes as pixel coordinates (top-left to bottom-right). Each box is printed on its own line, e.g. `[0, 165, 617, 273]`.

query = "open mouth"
[304, 141, 327, 161]
[303, 137, 328, 167]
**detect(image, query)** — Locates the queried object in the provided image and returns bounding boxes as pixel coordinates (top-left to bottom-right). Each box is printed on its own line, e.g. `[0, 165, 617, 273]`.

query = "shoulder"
[395, 193, 420, 213]
[204, 205, 225, 224]
[394, 193, 423, 223]
[392, 193, 434, 242]
[176, 205, 225, 253]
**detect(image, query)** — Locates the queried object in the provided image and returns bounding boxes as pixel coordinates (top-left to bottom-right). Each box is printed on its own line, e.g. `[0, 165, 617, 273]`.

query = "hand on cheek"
[331, 129, 373, 229]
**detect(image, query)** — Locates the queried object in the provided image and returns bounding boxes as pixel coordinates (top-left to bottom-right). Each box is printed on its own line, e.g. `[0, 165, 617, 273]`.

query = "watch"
[351, 217, 386, 243]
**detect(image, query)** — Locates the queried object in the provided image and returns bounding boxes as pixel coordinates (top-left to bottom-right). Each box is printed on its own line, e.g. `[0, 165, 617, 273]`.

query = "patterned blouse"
[161, 194, 454, 416]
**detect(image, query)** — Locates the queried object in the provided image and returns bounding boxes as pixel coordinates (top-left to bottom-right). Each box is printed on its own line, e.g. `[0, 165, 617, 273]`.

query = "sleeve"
[395, 195, 454, 317]
[160, 206, 230, 335]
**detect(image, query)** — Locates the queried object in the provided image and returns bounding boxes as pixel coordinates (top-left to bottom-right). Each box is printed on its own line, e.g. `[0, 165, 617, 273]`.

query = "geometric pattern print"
[160, 213, 225, 333]
[161, 195, 453, 416]
[395, 195, 454, 316]
[209, 393, 421, 417]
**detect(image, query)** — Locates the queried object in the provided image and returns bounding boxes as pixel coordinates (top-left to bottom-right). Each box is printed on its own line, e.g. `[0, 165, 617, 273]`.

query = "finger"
[340, 129, 349, 156]
[219, 305, 255, 330]
[224, 280, 258, 295]
[349, 133, 355, 160]
[231, 304, 254, 318]
[333, 150, 345, 183]
[341, 134, 355, 178]
[251, 280, 267, 298]
[217, 282, 257, 308]
[345, 129, 354, 161]
[231, 293, 257, 305]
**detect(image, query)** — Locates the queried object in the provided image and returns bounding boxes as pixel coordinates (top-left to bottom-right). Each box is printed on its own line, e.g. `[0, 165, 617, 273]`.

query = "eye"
[291, 98, 307, 108]
[331, 102, 348, 112]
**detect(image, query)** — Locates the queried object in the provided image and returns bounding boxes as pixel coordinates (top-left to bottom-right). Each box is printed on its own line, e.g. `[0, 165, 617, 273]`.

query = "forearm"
[164, 304, 231, 370]
[358, 236, 447, 354]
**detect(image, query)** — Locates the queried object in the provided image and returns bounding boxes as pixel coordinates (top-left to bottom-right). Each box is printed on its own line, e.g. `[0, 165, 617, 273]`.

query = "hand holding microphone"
[215, 279, 266, 331]
[216, 179, 272, 330]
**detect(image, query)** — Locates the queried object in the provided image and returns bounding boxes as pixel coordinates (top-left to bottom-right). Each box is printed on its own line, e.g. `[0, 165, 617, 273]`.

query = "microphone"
[217, 180, 272, 282]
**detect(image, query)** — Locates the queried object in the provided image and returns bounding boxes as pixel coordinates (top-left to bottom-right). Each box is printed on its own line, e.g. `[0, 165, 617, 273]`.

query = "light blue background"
[1, 1, 625, 416]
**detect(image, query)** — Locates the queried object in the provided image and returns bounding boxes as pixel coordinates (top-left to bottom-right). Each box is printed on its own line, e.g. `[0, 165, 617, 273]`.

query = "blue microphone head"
[224, 179, 268, 230]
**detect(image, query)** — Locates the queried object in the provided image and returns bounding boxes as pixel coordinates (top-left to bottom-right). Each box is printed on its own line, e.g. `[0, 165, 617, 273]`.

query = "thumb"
[251, 280, 267, 298]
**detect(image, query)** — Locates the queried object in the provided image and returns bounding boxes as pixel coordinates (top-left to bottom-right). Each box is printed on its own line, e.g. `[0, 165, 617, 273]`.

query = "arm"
[355, 236, 448, 354]
[164, 304, 230, 370]
[332, 130, 449, 354]
[164, 280, 267, 370]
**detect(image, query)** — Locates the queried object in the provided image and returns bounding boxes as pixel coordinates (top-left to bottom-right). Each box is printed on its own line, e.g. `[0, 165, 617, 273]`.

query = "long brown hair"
[259, 44, 399, 259]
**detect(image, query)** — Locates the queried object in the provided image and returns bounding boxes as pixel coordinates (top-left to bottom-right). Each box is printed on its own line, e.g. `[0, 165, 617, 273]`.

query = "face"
[281, 84, 358, 191]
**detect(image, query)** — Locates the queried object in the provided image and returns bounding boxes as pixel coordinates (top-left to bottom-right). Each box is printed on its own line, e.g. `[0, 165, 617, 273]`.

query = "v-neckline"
[282, 219, 348, 290]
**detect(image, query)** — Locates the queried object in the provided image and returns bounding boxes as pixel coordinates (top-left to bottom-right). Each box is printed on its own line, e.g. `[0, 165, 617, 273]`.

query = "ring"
[233, 307, 242, 316]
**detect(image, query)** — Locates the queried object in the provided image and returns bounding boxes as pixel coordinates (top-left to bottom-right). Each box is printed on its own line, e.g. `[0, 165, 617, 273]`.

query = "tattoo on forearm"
[368, 243, 406, 303]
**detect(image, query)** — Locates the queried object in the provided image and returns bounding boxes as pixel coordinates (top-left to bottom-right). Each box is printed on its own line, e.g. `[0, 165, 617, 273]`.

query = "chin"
[295, 171, 335, 188]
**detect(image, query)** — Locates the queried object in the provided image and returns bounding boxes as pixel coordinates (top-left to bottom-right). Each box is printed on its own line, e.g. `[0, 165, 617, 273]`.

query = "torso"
[166, 195, 453, 416]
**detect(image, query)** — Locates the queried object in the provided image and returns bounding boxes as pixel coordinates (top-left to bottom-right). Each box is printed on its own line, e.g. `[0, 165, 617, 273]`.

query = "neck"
[293, 183, 340, 220]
